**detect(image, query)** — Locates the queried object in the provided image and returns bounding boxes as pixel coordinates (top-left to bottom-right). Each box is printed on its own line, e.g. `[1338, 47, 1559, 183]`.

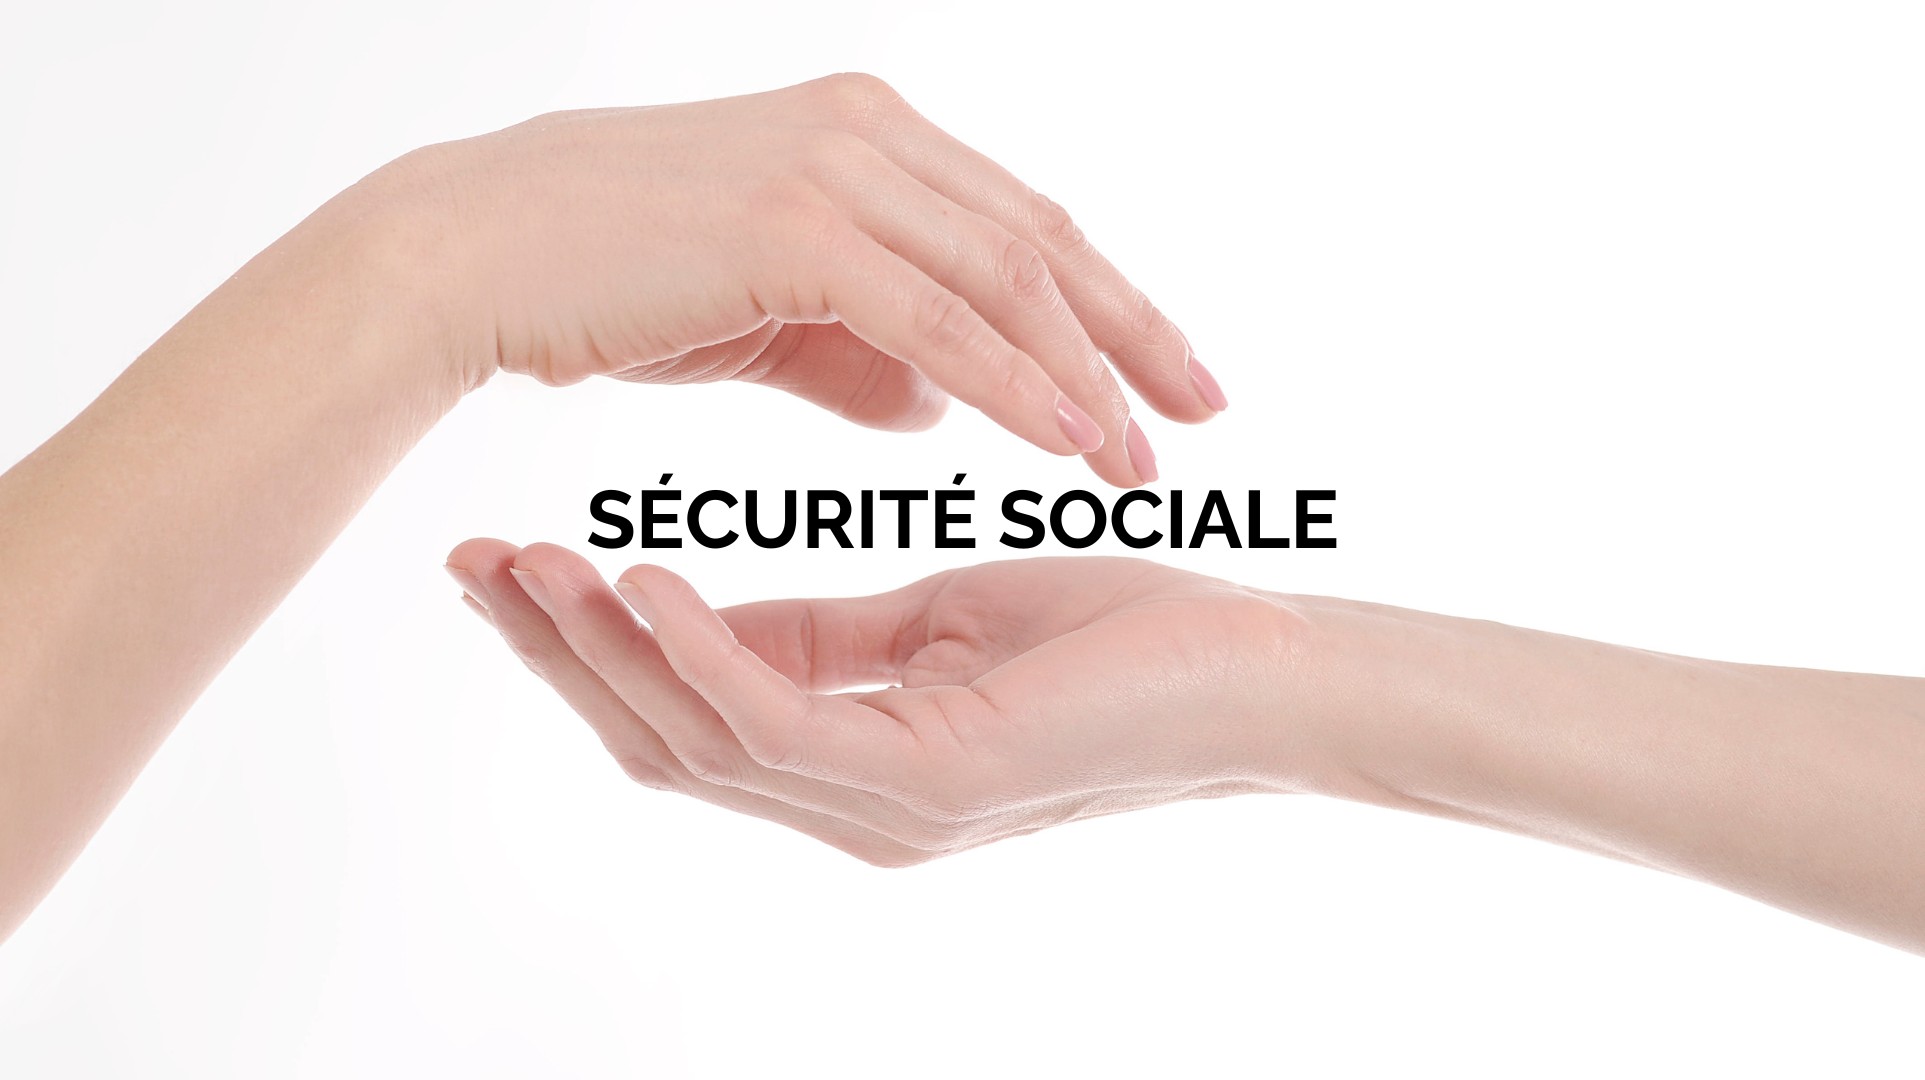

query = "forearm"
[1289, 596, 1925, 952]
[0, 178, 461, 940]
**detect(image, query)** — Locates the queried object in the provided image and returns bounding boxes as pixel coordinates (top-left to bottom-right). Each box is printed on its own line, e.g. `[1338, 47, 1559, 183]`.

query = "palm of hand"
[451, 543, 1298, 864]
[832, 559, 1293, 800]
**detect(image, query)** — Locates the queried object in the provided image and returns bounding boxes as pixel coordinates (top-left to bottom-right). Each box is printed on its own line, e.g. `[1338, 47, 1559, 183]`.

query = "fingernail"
[1187, 355, 1228, 412]
[444, 564, 488, 612]
[1125, 418, 1158, 484]
[508, 566, 554, 616]
[613, 580, 655, 627]
[458, 593, 492, 624]
[1055, 395, 1105, 454]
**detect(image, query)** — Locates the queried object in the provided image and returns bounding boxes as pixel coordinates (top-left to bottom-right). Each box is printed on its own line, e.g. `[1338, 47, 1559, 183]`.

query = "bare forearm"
[0, 183, 457, 940]
[1296, 597, 1925, 952]
[0, 77, 1223, 944]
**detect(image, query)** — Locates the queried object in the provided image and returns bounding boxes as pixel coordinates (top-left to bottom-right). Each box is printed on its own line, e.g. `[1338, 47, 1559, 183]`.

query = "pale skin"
[447, 548, 1925, 954]
[0, 74, 1919, 955]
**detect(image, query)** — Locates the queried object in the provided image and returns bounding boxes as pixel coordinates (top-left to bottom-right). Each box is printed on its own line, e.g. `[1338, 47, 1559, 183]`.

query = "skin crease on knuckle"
[1120, 286, 1181, 358]
[1027, 191, 1091, 258]
[914, 287, 980, 352]
[992, 234, 1128, 406]
[998, 236, 1055, 305]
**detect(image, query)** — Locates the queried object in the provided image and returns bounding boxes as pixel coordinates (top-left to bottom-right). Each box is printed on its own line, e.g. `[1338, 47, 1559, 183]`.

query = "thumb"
[743, 323, 949, 432]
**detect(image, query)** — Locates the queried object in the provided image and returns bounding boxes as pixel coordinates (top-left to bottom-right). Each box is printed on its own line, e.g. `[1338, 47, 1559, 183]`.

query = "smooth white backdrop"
[2, 1, 1921, 1076]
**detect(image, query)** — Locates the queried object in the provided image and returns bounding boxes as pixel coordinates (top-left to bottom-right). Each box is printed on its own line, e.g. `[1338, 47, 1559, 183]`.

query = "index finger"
[855, 106, 1226, 424]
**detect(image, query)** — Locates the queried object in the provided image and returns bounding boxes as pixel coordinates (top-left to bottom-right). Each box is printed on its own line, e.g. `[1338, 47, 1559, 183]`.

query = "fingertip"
[1123, 358, 1220, 425]
[1102, 326, 1223, 425]
[506, 566, 554, 616]
[516, 540, 576, 565]
[616, 563, 682, 595]
[445, 564, 489, 612]
[513, 542, 605, 590]
[446, 536, 520, 570]
[1145, 392, 1221, 426]
[845, 359, 951, 433]
[1077, 433, 1146, 488]
[852, 377, 951, 433]
[614, 565, 683, 624]
[612, 580, 655, 625]
[1187, 355, 1228, 413]
[879, 383, 950, 432]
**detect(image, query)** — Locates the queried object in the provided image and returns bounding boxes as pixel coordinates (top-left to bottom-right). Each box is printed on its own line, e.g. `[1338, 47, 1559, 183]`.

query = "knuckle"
[1029, 191, 1088, 253]
[894, 380, 950, 431]
[990, 348, 1031, 403]
[914, 289, 978, 350]
[997, 236, 1054, 303]
[513, 108, 569, 133]
[814, 72, 902, 126]
[1122, 287, 1177, 348]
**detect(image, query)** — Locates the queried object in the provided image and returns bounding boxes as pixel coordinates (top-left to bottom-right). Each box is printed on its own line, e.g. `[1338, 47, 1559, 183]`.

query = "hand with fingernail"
[445, 541, 1925, 954]
[410, 72, 1224, 486]
[0, 72, 1221, 941]
[446, 544, 1297, 865]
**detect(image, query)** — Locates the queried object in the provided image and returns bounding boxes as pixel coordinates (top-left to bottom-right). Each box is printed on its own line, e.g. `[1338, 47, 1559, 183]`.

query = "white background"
[3, 1, 1922, 1075]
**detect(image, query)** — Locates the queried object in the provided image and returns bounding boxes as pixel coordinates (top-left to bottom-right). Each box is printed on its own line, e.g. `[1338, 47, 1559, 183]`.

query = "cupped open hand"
[444, 543, 1330, 865]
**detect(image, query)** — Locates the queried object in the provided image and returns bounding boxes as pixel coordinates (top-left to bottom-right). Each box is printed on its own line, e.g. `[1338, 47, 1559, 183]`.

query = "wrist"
[1272, 596, 1697, 852]
[1239, 592, 1506, 808]
[1213, 589, 1382, 799]
[292, 151, 495, 406]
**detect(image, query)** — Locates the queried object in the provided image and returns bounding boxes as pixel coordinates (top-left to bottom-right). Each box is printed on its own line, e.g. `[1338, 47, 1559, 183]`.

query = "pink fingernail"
[459, 593, 492, 623]
[1055, 395, 1105, 453]
[1188, 356, 1228, 412]
[614, 580, 656, 627]
[444, 564, 488, 612]
[508, 566, 554, 616]
[1125, 418, 1158, 484]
